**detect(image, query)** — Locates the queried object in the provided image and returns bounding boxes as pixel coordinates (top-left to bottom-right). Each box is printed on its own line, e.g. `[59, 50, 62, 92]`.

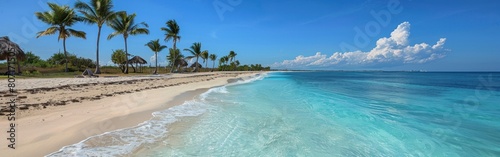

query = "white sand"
[0, 71, 263, 157]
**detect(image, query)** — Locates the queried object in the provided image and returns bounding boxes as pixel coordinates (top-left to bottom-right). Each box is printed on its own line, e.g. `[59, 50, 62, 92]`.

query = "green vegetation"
[35, 2, 87, 72]
[2, 0, 270, 77]
[107, 11, 150, 74]
[183, 42, 203, 72]
[75, 0, 120, 74]
[145, 39, 167, 74]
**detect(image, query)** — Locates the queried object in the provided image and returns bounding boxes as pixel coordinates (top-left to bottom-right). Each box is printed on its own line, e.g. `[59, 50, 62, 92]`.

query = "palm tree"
[201, 50, 209, 71]
[161, 20, 181, 73]
[36, 3, 86, 72]
[234, 60, 240, 70]
[107, 12, 149, 74]
[219, 56, 229, 71]
[167, 48, 183, 72]
[228, 50, 236, 63]
[209, 54, 217, 72]
[228, 51, 237, 71]
[218, 57, 225, 71]
[183, 42, 202, 72]
[145, 39, 167, 74]
[75, 0, 119, 74]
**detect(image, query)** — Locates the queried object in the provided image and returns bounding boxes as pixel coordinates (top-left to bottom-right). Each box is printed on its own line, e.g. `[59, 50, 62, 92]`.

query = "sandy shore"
[0, 71, 263, 157]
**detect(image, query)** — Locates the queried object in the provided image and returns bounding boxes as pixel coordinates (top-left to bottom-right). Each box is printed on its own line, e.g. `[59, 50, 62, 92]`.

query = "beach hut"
[127, 56, 147, 73]
[0, 36, 26, 74]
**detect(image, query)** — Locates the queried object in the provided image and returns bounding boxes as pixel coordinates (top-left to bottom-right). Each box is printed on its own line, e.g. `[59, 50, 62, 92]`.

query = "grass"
[0, 65, 221, 79]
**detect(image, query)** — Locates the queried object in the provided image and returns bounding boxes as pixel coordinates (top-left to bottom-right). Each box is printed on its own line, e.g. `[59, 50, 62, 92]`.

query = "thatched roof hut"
[0, 36, 26, 60]
[1, 36, 26, 74]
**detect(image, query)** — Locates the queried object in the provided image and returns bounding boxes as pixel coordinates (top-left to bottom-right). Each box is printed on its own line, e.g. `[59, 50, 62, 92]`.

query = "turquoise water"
[49, 72, 500, 156]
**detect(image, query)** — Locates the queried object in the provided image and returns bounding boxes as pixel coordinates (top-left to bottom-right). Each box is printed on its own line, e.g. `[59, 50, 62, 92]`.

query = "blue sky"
[1, 0, 499, 71]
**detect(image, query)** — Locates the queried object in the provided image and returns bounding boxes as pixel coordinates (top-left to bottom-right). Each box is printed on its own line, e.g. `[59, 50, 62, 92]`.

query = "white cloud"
[150, 55, 156, 64]
[272, 22, 449, 69]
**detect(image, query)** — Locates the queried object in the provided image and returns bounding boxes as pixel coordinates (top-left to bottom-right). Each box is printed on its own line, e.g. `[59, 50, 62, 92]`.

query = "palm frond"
[36, 26, 59, 38]
[68, 29, 86, 39]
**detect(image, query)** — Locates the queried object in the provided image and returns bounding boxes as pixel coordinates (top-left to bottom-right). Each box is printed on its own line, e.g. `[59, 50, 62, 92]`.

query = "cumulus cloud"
[272, 22, 448, 69]
[150, 55, 156, 64]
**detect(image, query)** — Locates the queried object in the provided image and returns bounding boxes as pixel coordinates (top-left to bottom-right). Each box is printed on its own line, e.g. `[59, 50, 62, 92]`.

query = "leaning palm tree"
[107, 12, 149, 74]
[75, 0, 120, 74]
[36, 3, 86, 72]
[201, 50, 209, 72]
[228, 51, 237, 70]
[183, 42, 202, 72]
[209, 54, 217, 72]
[228, 51, 236, 62]
[145, 39, 167, 74]
[161, 20, 181, 73]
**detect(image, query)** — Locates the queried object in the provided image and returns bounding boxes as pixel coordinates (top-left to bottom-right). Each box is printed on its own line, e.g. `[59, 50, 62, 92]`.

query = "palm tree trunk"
[170, 41, 177, 73]
[205, 60, 208, 72]
[154, 52, 158, 74]
[195, 56, 199, 72]
[212, 61, 215, 72]
[124, 36, 129, 74]
[95, 26, 102, 74]
[63, 38, 68, 72]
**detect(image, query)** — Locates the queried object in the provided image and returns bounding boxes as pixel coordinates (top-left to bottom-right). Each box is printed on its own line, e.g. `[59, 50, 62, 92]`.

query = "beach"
[0, 71, 263, 157]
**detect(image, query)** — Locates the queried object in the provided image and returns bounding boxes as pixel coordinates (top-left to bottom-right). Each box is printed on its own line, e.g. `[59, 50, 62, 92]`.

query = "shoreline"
[0, 71, 264, 157]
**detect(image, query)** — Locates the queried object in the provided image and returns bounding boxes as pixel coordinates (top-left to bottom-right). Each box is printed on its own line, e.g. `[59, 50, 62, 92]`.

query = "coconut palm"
[35, 3, 87, 72]
[228, 51, 237, 70]
[235, 60, 240, 69]
[219, 57, 225, 71]
[209, 54, 217, 72]
[145, 39, 167, 74]
[228, 50, 237, 63]
[201, 50, 209, 71]
[219, 55, 229, 71]
[167, 48, 185, 72]
[161, 20, 181, 72]
[183, 42, 202, 72]
[75, 0, 120, 74]
[107, 12, 149, 74]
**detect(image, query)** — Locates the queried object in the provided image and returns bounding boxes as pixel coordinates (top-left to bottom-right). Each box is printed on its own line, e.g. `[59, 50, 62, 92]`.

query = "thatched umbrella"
[190, 62, 202, 72]
[0, 36, 26, 74]
[127, 56, 147, 73]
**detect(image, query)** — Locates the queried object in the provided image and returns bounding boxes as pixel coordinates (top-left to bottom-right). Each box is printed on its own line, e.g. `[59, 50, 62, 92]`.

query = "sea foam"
[46, 73, 267, 157]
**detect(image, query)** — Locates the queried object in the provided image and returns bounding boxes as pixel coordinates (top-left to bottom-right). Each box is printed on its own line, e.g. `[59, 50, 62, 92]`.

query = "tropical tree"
[209, 54, 217, 72]
[235, 60, 240, 67]
[107, 12, 149, 74]
[75, 0, 120, 74]
[167, 48, 185, 72]
[228, 51, 237, 70]
[219, 55, 229, 71]
[201, 50, 209, 71]
[161, 20, 181, 72]
[35, 3, 87, 72]
[219, 57, 225, 71]
[228, 50, 237, 63]
[145, 39, 167, 74]
[183, 42, 202, 72]
[111, 49, 126, 72]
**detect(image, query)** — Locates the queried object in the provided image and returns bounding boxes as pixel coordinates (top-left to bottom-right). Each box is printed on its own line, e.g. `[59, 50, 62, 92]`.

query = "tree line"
[34, 0, 269, 74]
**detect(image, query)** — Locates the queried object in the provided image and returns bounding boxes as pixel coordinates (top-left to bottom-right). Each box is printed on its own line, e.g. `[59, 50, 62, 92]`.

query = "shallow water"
[49, 72, 500, 157]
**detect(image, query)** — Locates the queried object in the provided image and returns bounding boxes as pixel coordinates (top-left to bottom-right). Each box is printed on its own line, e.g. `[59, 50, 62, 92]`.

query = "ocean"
[48, 72, 500, 156]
